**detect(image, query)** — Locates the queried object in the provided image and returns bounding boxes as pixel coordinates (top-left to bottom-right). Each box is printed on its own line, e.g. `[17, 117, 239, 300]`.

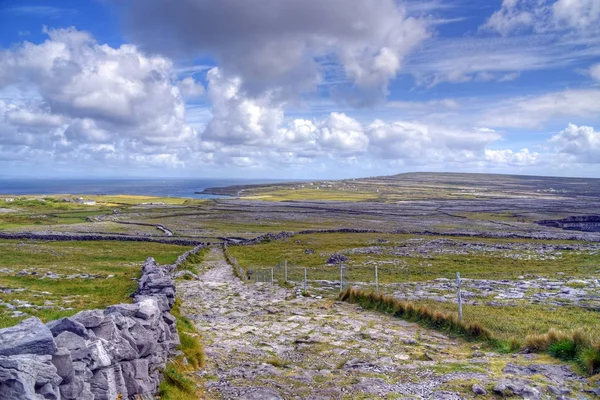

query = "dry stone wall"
[0, 257, 181, 400]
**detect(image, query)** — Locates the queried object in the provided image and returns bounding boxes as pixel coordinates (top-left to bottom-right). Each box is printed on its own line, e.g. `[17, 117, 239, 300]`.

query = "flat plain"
[1, 172, 600, 398]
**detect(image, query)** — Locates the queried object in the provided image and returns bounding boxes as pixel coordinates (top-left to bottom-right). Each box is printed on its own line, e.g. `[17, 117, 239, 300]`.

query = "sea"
[0, 178, 288, 199]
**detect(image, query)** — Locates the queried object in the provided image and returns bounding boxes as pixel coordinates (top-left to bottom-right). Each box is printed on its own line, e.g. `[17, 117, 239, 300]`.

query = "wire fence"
[227, 254, 465, 319]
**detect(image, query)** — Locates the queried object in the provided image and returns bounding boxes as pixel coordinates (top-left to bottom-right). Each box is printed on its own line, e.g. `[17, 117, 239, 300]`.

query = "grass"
[158, 298, 205, 399]
[525, 329, 600, 375]
[173, 248, 209, 276]
[227, 232, 599, 283]
[412, 300, 600, 344]
[340, 287, 600, 376]
[0, 240, 191, 328]
[340, 288, 492, 341]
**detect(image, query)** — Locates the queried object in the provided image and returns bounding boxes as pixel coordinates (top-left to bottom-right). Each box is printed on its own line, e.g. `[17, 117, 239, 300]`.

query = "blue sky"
[0, 0, 599, 179]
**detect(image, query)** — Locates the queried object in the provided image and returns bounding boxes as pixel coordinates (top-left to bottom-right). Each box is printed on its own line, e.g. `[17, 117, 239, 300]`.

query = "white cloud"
[484, 148, 540, 166]
[0, 27, 196, 168]
[481, 0, 600, 36]
[116, 0, 429, 104]
[481, 89, 600, 128]
[366, 120, 501, 161]
[178, 77, 205, 98]
[317, 113, 368, 154]
[548, 124, 600, 162]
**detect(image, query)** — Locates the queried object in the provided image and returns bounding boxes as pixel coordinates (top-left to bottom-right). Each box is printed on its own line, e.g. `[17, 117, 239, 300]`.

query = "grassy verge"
[173, 248, 209, 277]
[224, 244, 249, 280]
[0, 240, 190, 328]
[158, 299, 205, 399]
[339, 288, 492, 340]
[340, 288, 600, 376]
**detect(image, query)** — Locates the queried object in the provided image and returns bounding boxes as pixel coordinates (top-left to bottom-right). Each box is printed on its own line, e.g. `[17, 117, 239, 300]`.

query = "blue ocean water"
[0, 178, 285, 199]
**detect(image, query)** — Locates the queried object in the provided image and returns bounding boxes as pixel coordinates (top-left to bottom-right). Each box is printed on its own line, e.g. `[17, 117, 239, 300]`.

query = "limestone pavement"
[177, 248, 596, 399]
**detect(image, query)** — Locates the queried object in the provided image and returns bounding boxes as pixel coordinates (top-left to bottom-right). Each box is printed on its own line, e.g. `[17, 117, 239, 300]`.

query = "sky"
[0, 0, 599, 179]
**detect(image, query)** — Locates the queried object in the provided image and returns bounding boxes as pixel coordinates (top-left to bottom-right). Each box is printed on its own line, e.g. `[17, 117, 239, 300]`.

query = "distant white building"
[4, 198, 14, 202]
[74, 197, 96, 206]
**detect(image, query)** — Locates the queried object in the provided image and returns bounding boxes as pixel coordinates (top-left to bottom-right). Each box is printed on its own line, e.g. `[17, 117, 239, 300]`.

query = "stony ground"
[177, 248, 597, 400]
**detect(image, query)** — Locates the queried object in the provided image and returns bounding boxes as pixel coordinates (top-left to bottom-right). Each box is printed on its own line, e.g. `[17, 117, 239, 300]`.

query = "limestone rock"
[472, 384, 487, 395]
[55, 331, 91, 363]
[120, 359, 155, 396]
[0, 317, 57, 356]
[51, 347, 74, 382]
[46, 317, 89, 339]
[71, 309, 105, 328]
[90, 364, 128, 400]
[493, 379, 541, 399]
[0, 354, 62, 400]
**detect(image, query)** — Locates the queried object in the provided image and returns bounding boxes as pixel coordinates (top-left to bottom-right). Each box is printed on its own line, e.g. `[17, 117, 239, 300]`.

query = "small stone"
[472, 384, 487, 395]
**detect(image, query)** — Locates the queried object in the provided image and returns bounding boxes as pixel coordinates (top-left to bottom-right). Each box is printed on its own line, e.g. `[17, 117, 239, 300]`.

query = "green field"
[0, 240, 191, 328]
[227, 231, 600, 346]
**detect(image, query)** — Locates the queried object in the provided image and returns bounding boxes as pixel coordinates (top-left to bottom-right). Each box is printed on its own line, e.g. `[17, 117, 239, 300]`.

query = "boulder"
[60, 362, 94, 400]
[493, 379, 541, 399]
[46, 317, 89, 339]
[105, 303, 139, 318]
[120, 359, 155, 396]
[55, 331, 91, 363]
[135, 298, 161, 322]
[0, 354, 62, 400]
[71, 310, 105, 328]
[91, 319, 138, 362]
[134, 294, 170, 312]
[51, 347, 74, 382]
[472, 384, 487, 395]
[87, 339, 112, 370]
[90, 364, 128, 400]
[0, 317, 57, 356]
[162, 312, 176, 325]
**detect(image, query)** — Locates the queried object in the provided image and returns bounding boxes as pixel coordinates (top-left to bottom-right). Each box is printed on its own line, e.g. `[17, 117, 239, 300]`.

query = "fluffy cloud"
[366, 120, 501, 161]
[0, 27, 196, 169]
[482, 0, 600, 36]
[480, 89, 600, 128]
[116, 0, 429, 103]
[178, 77, 205, 98]
[549, 124, 600, 162]
[484, 148, 540, 166]
[317, 113, 368, 154]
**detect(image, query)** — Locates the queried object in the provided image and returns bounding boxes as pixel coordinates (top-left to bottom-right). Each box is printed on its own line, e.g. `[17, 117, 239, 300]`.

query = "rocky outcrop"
[537, 215, 600, 233]
[0, 257, 179, 399]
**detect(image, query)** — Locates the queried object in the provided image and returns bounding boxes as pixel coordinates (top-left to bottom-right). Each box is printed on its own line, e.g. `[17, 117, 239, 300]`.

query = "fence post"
[340, 264, 343, 293]
[375, 265, 379, 293]
[284, 260, 288, 282]
[271, 268, 274, 286]
[456, 272, 463, 322]
[304, 267, 307, 292]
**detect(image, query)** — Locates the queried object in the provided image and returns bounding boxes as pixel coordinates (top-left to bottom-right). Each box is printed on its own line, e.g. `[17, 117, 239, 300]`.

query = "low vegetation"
[340, 288, 600, 376]
[227, 232, 599, 282]
[0, 240, 190, 328]
[158, 300, 205, 399]
[339, 288, 492, 341]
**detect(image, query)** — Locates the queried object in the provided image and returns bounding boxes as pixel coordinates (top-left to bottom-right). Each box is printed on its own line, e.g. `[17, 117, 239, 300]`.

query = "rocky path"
[177, 248, 596, 399]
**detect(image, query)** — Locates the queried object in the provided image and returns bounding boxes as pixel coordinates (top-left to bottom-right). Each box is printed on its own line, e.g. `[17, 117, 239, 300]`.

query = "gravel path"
[177, 248, 595, 399]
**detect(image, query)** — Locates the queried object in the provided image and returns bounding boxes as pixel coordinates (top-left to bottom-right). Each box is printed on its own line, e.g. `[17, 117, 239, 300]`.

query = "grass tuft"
[158, 298, 205, 399]
[339, 287, 491, 341]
